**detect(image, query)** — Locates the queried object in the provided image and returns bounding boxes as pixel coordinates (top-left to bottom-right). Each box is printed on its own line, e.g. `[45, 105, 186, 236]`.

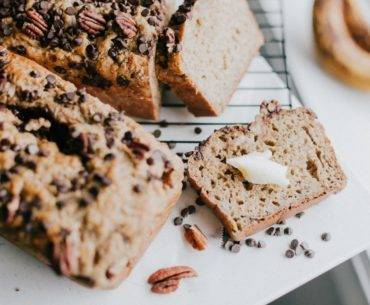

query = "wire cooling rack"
[139, 0, 299, 155]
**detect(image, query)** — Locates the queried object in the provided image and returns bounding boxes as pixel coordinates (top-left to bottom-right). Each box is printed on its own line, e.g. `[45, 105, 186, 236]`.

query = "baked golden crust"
[0, 0, 168, 119]
[0, 48, 184, 289]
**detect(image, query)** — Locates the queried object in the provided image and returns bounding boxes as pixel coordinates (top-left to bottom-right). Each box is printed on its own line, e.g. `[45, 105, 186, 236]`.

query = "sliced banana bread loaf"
[188, 101, 346, 241]
[157, 0, 264, 116]
[0, 48, 183, 289]
[0, 0, 168, 119]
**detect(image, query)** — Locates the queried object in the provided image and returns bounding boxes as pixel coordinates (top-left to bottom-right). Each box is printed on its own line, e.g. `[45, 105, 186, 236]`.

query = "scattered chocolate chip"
[290, 239, 299, 251]
[265, 227, 275, 236]
[152, 129, 161, 138]
[173, 217, 183, 226]
[159, 120, 168, 128]
[245, 238, 256, 247]
[188, 205, 196, 214]
[133, 185, 141, 193]
[274, 227, 282, 236]
[194, 127, 202, 134]
[224, 240, 234, 250]
[14, 287, 20, 292]
[295, 212, 305, 218]
[304, 249, 315, 258]
[180, 207, 189, 218]
[321, 232, 331, 242]
[285, 249, 295, 258]
[284, 227, 293, 235]
[195, 197, 205, 206]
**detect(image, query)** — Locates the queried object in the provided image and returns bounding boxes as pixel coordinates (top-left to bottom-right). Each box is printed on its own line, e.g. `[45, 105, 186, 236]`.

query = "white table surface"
[1, 2, 370, 305]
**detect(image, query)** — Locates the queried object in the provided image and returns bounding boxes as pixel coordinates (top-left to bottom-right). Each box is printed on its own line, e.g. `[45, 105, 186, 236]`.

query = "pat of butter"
[226, 150, 289, 186]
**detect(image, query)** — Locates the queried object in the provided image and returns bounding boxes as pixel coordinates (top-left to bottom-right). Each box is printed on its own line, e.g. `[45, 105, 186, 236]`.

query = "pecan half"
[78, 9, 106, 35]
[184, 224, 207, 251]
[148, 266, 197, 294]
[115, 12, 137, 39]
[23, 9, 48, 39]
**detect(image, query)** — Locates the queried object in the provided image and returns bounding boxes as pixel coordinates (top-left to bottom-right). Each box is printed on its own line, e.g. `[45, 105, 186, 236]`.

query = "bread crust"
[0, 48, 184, 288]
[0, 1, 168, 119]
[188, 102, 347, 241]
[157, 0, 264, 116]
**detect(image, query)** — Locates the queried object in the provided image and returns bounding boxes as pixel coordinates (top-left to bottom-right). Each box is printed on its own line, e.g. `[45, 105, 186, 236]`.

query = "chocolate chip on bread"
[0, 0, 169, 119]
[0, 48, 184, 289]
[157, 0, 264, 116]
[187, 101, 346, 241]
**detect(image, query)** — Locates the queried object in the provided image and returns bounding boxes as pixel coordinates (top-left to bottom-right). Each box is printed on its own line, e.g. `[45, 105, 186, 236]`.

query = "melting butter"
[226, 150, 289, 186]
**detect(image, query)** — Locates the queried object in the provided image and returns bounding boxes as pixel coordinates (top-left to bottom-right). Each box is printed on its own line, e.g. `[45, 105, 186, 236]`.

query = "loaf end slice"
[0, 48, 184, 289]
[157, 0, 264, 116]
[188, 101, 347, 241]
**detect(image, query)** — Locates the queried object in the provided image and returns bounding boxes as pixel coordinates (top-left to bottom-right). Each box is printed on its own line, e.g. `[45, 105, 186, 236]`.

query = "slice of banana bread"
[0, 48, 183, 289]
[157, 0, 264, 116]
[188, 101, 346, 241]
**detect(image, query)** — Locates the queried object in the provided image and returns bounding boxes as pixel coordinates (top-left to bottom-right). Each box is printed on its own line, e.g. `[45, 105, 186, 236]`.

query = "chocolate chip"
[194, 127, 202, 134]
[245, 238, 256, 247]
[265, 227, 275, 235]
[116, 75, 130, 87]
[195, 197, 205, 206]
[295, 212, 305, 218]
[224, 240, 234, 250]
[86, 44, 98, 60]
[188, 205, 196, 214]
[133, 184, 141, 193]
[146, 157, 154, 165]
[183, 223, 191, 229]
[290, 239, 299, 250]
[180, 207, 189, 218]
[284, 227, 293, 235]
[304, 249, 315, 258]
[159, 120, 168, 128]
[173, 217, 183, 226]
[321, 232, 331, 241]
[152, 129, 161, 138]
[285, 249, 295, 258]
[274, 227, 282, 236]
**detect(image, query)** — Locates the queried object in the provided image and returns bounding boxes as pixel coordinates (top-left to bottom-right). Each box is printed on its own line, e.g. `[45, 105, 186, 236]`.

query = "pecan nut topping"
[184, 224, 207, 251]
[23, 9, 48, 39]
[148, 266, 197, 294]
[78, 9, 106, 35]
[115, 12, 137, 39]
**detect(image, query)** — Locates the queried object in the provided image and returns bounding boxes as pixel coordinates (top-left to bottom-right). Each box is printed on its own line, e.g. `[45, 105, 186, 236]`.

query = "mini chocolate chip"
[195, 197, 205, 206]
[284, 227, 293, 235]
[133, 185, 141, 193]
[29, 71, 40, 78]
[152, 129, 161, 138]
[274, 227, 282, 236]
[295, 212, 305, 218]
[173, 217, 183, 226]
[194, 127, 202, 134]
[290, 239, 299, 250]
[159, 120, 168, 128]
[146, 157, 154, 165]
[245, 238, 256, 247]
[180, 207, 189, 218]
[285, 249, 295, 258]
[188, 205, 196, 214]
[265, 227, 275, 235]
[304, 249, 315, 258]
[321, 232, 331, 241]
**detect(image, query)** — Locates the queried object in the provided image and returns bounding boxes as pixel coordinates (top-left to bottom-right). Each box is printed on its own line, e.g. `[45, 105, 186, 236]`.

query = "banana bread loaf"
[0, 0, 168, 119]
[0, 48, 184, 289]
[157, 0, 264, 116]
[188, 101, 346, 241]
